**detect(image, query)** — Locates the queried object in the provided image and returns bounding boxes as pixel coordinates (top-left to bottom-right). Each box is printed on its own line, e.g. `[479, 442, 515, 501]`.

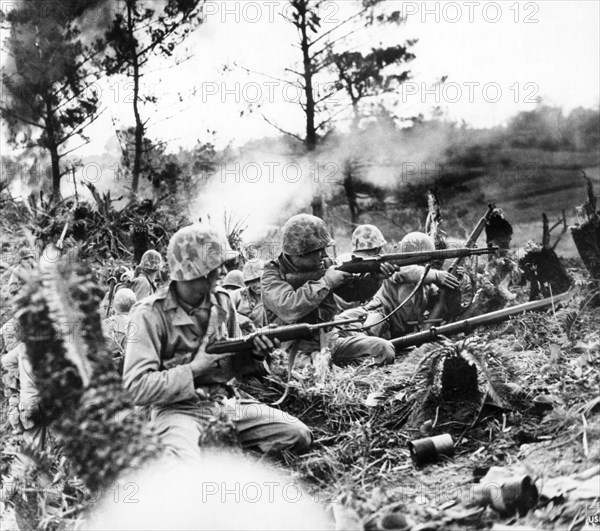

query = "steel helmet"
[222, 270, 245, 289]
[281, 214, 335, 256]
[139, 250, 163, 271]
[243, 259, 265, 283]
[19, 247, 35, 260]
[400, 232, 435, 253]
[167, 224, 238, 281]
[113, 288, 136, 314]
[351, 225, 386, 252]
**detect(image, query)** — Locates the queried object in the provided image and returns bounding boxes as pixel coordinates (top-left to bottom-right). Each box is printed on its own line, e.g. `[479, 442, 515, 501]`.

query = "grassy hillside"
[327, 148, 599, 259]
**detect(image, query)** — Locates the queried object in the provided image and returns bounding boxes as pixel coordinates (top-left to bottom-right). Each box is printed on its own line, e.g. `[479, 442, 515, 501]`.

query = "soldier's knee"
[370, 338, 396, 365]
[290, 422, 313, 454]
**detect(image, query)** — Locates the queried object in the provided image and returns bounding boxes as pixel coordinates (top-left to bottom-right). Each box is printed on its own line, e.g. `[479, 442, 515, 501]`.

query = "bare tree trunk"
[297, 0, 322, 217]
[343, 160, 360, 225]
[132, 71, 143, 196]
[542, 213, 550, 248]
[44, 97, 61, 200]
[128, 1, 143, 197]
[571, 173, 600, 279]
[298, 1, 316, 150]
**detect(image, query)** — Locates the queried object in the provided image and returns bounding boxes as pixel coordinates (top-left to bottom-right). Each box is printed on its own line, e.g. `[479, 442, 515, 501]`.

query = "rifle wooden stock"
[285, 247, 497, 289]
[391, 292, 570, 350]
[205, 317, 363, 354]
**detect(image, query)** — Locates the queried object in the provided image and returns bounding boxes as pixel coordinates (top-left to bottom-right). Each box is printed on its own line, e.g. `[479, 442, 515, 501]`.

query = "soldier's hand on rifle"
[252, 334, 280, 361]
[436, 271, 460, 289]
[372, 262, 396, 280]
[190, 335, 229, 378]
[324, 266, 352, 288]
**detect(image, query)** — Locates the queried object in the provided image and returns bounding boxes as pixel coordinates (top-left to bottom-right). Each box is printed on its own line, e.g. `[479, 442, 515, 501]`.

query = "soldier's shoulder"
[214, 285, 231, 299]
[214, 286, 236, 307]
[129, 284, 169, 313]
[131, 275, 149, 287]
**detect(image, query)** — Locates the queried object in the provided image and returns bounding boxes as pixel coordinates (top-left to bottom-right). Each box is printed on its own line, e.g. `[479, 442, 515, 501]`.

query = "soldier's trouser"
[152, 398, 312, 461]
[290, 331, 395, 369]
[331, 335, 395, 366]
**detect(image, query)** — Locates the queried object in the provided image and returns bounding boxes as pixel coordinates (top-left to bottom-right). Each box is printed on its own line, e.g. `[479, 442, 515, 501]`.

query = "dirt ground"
[0, 247, 599, 530]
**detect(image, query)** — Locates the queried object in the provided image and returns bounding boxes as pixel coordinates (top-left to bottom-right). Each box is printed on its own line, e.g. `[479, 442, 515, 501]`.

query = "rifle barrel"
[311, 316, 364, 330]
[205, 317, 364, 355]
[391, 292, 570, 350]
[338, 247, 497, 273]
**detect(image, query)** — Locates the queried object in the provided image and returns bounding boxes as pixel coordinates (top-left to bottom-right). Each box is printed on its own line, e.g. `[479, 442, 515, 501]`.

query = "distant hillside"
[326, 148, 599, 259]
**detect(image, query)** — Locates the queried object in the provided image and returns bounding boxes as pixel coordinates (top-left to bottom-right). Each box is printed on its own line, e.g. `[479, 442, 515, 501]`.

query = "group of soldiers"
[0, 247, 170, 446]
[2, 213, 461, 462]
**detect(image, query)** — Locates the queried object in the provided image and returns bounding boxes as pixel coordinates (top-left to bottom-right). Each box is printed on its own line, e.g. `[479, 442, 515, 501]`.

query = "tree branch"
[315, 104, 352, 131]
[261, 113, 303, 142]
[308, 7, 369, 48]
[236, 62, 298, 86]
[59, 138, 91, 158]
[57, 106, 106, 146]
[0, 106, 44, 130]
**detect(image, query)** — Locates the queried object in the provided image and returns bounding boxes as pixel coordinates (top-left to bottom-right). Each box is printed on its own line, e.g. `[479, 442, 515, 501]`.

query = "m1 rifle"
[205, 316, 364, 354]
[428, 203, 496, 323]
[391, 291, 570, 351]
[285, 246, 498, 290]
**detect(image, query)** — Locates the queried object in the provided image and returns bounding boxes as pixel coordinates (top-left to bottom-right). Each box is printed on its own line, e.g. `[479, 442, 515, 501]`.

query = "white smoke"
[85, 451, 332, 531]
[190, 140, 321, 243]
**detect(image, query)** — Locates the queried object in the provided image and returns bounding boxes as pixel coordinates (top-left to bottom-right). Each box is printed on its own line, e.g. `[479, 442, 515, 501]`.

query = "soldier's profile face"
[246, 279, 261, 295]
[353, 247, 382, 257]
[174, 265, 224, 305]
[291, 247, 328, 271]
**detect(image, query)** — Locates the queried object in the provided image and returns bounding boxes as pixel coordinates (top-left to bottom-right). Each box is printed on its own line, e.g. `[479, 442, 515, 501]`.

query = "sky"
[1, 0, 599, 155]
[1, 0, 599, 240]
[83, 0, 600, 154]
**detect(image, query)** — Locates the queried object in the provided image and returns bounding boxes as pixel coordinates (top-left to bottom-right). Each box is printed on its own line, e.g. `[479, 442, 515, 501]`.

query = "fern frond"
[39, 245, 93, 387]
[459, 339, 511, 409]
[554, 307, 579, 338]
[408, 342, 443, 383]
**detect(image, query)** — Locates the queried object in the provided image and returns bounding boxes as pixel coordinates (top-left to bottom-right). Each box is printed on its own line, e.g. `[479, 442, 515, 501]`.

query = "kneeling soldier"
[123, 224, 312, 460]
[364, 232, 460, 339]
[262, 214, 396, 369]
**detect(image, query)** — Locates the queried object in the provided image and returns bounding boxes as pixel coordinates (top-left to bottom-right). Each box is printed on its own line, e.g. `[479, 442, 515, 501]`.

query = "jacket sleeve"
[228, 289, 242, 309]
[333, 274, 382, 302]
[261, 265, 335, 322]
[391, 265, 440, 285]
[122, 305, 196, 406]
[131, 277, 152, 301]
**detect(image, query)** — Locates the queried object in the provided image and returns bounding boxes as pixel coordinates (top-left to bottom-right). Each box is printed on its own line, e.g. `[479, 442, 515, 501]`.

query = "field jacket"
[123, 283, 261, 410]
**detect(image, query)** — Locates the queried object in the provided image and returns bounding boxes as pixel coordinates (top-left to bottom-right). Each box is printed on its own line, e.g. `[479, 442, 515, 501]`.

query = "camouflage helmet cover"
[282, 214, 335, 256]
[167, 224, 238, 281]
[400, 232, 435, 253]
[351, 224, 386, 251]
[243, 259, 265, 283]
[113, 288, 136, 314]
[222, 270, 245, 289]
[19, 247, 35, 260]
[140, 250, 163, 271]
